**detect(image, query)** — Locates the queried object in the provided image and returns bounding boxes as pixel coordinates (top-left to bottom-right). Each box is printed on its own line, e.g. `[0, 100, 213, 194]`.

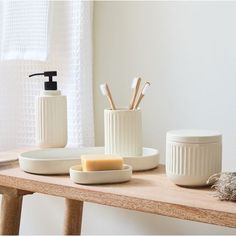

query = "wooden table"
[0, 150, 235, 235]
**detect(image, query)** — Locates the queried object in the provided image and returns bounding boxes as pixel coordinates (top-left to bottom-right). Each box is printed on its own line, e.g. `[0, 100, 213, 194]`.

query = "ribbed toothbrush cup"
[104, 109, 142, 157]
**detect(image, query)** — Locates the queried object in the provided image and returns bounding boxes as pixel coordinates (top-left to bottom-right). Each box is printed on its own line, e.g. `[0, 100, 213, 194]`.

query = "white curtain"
[0, 1, 94, 150]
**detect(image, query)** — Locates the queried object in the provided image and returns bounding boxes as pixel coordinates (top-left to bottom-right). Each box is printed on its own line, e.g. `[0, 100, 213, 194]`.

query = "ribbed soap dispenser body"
[29, 71, 68, 148]
[36, 91, 67, 148]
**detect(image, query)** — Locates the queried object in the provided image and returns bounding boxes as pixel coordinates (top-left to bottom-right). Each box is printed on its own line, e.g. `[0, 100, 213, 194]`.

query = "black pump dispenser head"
[29, 71, 58, 90]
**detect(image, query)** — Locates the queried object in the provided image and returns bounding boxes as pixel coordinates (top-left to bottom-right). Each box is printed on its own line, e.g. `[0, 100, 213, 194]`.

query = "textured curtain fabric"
[1, 0, 50, 61]
[0, 1, 94, 150]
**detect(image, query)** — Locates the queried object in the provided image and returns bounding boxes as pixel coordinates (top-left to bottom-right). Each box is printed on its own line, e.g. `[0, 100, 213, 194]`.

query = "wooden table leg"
[64, 199, 83, 235]
[0, 186, 32, 235]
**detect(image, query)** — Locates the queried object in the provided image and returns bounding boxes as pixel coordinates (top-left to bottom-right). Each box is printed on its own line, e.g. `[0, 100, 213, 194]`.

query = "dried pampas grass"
[207, 172, 236, 201]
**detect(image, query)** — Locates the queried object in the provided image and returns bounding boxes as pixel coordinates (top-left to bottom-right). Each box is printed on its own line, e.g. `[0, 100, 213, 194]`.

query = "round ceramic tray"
[123, 148, 159, 171]
[19, 147, 159, 174]
[70, 164, 132, 185]
[19, 148, 91, 174]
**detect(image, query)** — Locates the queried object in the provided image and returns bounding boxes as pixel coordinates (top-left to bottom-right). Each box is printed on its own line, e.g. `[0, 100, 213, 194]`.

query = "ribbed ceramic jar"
[166, 130, 222, 186]
[104, 109, 142, 157]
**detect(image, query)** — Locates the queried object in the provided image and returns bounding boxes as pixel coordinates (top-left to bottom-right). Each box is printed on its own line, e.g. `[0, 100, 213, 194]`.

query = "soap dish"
[70, 164, 132, 185]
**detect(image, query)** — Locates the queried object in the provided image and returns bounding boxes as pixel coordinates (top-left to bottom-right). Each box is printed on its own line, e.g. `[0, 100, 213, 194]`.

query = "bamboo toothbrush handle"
[133, 94, 144, 110]
[129, 89, 138, 110]
[129, 78, 141, 110]
[129, 91, 136, 110]
[106, 86, 116, 110]
[107, 96, 116, 110]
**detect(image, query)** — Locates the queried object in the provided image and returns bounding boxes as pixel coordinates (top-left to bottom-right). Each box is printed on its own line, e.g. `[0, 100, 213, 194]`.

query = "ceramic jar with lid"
[166, 130, 222, 186]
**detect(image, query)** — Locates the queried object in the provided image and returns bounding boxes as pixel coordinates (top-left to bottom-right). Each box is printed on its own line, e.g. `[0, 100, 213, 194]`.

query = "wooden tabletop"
[0, 150, 235, 228]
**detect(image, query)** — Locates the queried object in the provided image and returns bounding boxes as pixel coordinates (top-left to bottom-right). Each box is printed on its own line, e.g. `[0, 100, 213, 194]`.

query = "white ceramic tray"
[123, 148, 159, 171]
[70, 164, 132, 185]
[19, 147, 159, 174]
[19, 147, 96, 174]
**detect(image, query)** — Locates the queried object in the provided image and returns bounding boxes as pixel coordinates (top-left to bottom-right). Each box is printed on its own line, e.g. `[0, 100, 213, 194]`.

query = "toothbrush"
[129, 77, 142, 110]
[100, 83, 116, 110]
[133, 82, 150, 109]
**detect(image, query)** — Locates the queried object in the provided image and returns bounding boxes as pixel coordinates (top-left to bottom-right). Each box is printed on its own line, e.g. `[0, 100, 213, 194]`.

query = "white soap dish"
[70, 164, 132, 185]
[19, 147, 159, 174]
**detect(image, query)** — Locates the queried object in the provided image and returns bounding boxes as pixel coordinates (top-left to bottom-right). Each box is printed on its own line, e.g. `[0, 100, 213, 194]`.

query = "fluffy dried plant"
[207, 172, 236, 201]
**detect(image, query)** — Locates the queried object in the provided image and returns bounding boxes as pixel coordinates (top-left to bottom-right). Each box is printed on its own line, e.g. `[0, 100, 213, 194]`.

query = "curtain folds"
[0, 1, 94, 150]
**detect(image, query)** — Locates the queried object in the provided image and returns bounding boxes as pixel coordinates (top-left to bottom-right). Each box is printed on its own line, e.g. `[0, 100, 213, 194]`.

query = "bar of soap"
[81, 155, 123, 171]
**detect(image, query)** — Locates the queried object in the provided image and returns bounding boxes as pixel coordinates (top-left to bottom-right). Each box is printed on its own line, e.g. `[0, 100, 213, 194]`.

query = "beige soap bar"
[81, 155, 123, 171]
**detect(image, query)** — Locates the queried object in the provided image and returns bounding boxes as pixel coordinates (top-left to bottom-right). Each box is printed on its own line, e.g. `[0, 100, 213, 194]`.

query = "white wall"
[93, 1, 236, 234]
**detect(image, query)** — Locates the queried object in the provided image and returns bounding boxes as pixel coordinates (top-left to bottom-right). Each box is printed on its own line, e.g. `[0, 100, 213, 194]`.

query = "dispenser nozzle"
[29, 73, 44, 77]
[29, 71, 58, 90]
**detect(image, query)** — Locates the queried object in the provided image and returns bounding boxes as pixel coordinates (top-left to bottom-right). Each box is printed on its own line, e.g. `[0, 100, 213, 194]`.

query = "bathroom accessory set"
[20, 73, 223, 187]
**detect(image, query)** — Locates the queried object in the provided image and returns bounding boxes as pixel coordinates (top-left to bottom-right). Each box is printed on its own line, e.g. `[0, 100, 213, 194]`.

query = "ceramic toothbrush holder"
[104, 109, 142, 157]
[166, 130, 222, 187]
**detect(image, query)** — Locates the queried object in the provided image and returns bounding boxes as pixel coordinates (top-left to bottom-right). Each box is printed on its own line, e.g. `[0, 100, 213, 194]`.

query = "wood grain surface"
[0, 186, 33, 235]
[0, 150, 235, 228]
[64, 199, 83, 235]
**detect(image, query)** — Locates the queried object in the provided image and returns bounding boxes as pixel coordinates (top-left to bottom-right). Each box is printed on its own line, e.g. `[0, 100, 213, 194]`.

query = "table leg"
[64, 199, 83, 235]
[0, 187, 32, 235]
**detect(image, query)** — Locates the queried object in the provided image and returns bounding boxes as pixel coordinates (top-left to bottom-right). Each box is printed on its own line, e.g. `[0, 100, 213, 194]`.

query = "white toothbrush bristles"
[100, 83, 116, 110]
[141, 82, 150, 95]
[133, 82, 150, 109]
[129, 77, 142, 110]
[100, 84, 108, 96]
[131, 77, 139, 89]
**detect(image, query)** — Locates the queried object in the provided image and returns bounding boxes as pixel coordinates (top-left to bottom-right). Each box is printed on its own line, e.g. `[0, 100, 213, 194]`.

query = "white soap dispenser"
[29, 71, 67, 148]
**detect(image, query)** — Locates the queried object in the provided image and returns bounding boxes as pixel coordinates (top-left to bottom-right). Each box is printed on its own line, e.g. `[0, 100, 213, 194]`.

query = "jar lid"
[166, 129, 222, 144]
